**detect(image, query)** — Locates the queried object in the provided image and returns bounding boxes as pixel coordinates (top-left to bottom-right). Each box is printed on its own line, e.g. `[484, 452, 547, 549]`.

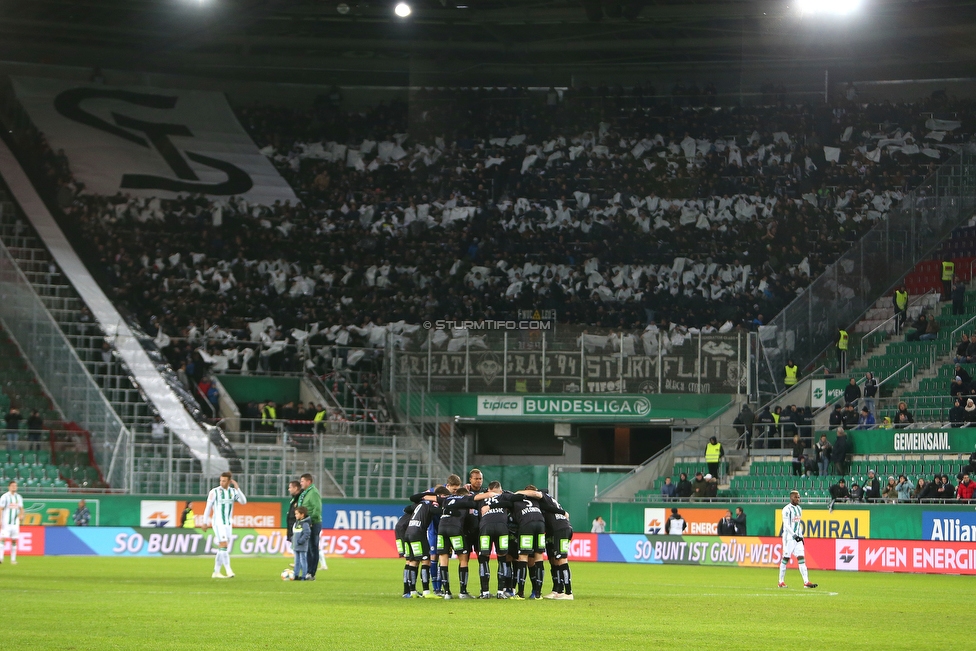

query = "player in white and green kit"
[0, 480, 25, 565]
[202, 471, 247, 578]
[779, 490, 817, 589]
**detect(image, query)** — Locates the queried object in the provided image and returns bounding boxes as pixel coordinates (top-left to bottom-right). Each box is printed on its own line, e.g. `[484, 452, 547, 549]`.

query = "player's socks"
[430, 562, 441, 593]
[479, 559, 491, 594]
[0, 544, 5, 563]
[561, 563, 572, 595]
[403, 564, 413, 595]
[459, 566, 469, 593]
[514, 560, 528, 597]
[439, 564, 451, 595]
[550, 561, 561, 593]
[531, 564, 544, 597]
[420, 565, 431, 592]
[798, 559, 810, 583]
[222, 551, 233, 575]
[10, 545, 16, 564]
[214, 550, 223, 574]
[778, 561, 787, 585]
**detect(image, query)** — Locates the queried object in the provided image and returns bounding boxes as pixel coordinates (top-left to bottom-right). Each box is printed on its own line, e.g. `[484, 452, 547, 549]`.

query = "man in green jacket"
[298, 473, 323, 579]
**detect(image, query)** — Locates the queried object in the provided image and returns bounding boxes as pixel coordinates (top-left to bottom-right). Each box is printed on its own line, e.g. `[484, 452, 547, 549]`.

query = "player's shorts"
[211, 523, 233, 544]
[435, 531, 466, 556]
[782, 538, 805, 559]
[395, 538, 404, 557]
[549, 528, 574, 560]
[0, 524, 19, 540]
[405, 537, 431, 561]
[478, 533, 510, 557]
[518, 522, 546, 555]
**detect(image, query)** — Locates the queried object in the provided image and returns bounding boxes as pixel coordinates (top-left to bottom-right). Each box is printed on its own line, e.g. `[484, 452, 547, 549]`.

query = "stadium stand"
[10, 93, 973, 376]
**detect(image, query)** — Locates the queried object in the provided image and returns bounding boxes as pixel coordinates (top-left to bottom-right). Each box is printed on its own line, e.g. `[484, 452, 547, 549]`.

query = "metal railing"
[858, 290, 939, 359]
[761, 150, 976, 394]
[0, 235, 130, 489]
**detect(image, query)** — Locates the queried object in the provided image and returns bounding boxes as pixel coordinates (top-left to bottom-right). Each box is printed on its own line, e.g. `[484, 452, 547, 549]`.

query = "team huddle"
[395, 470, 575, 600]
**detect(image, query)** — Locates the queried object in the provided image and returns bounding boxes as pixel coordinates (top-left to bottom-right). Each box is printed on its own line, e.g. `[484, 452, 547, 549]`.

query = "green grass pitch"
[1, 556, 968, 650]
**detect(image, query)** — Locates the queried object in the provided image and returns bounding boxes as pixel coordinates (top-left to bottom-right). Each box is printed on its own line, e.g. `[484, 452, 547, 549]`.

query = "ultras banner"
[12, 77, 297, 206]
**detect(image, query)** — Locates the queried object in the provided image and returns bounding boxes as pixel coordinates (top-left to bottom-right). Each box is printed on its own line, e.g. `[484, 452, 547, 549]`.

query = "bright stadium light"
[797, 0, 863, 15]
[394, 2, 412, 17]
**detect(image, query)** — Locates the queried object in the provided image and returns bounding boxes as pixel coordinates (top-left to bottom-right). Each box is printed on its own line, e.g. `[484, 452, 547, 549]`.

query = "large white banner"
[12, 77, 296, 206]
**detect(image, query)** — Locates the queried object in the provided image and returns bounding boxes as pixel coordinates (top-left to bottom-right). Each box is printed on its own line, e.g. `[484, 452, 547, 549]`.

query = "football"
[280, 568, 294, 581]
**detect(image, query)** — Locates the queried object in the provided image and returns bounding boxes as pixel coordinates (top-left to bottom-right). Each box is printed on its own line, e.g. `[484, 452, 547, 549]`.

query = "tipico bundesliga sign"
[477, 395, 653, 421]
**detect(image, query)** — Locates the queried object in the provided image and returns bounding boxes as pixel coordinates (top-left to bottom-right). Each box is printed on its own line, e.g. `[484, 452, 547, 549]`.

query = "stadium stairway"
[0, 192, 154, 432]
[0, 323, 93, 490]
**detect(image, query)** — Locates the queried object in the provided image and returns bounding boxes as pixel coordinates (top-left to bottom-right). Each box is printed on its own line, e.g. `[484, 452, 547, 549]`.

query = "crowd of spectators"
[14, 86, 976, 374]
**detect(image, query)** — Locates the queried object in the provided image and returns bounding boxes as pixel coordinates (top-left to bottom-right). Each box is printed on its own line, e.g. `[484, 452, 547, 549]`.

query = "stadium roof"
[2, 0, 976, 86]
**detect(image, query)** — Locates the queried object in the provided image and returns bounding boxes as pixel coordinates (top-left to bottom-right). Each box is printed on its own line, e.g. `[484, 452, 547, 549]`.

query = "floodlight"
[395, 2, 412, 17]
[797, 0, 863, 15]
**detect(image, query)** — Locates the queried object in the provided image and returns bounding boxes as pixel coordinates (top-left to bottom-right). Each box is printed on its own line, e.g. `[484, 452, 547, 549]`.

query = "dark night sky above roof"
[1, 0, 976, 86]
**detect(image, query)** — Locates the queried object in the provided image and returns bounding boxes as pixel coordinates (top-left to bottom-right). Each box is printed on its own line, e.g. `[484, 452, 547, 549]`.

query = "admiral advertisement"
[773, 509, 870, 539]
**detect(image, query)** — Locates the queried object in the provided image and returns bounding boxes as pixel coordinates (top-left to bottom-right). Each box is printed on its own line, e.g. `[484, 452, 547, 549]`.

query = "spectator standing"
[843, 378, 861, 406]
[590, 516, 606, 533]
[842, 403, 859, 430]
[704, 474, 719, 498]
[664, 508, 686, 535]
[286, 480, 301, 544]
[73, 499, 91, 526]
[704, 436, 724, 478]
[942, 257, 955, 300]
[952, 276, 966, 316]
[783, 359, 799, 388]
[297, 473, 323, 579]
[732, 507, 747, 535]
[837, 328, 849, 374]
[733, 404, 754, 449]
[832, 428, 849, 475]
[717, 510, 736, 535]
[862, 372, 877, 415]
[893, 285, 909, 332]
[815, 434, 832, 476]
[895, 402, 915, 425]
[790, 435, 804, 476]
[26, 410, 43, 451]
[940, 474, 956, 500]
[675, 472, 693, 499]
[661, 477, 677, 500]
[5, 407, 20, 451]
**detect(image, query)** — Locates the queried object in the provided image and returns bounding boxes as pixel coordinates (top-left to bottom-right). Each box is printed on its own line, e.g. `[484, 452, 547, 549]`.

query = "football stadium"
[0, 0, 974, 648]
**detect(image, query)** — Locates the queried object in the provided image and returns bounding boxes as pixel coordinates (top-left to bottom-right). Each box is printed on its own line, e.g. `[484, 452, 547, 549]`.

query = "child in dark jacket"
[292, 507, 311, 580]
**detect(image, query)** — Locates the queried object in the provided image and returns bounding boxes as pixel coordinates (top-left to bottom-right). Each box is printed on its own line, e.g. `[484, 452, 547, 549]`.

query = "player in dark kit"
[394, 505, 414, 559]
[540, 491, 574, 600]
[403, 485, 450, 597]
[435, 486, 478, 599]
[474, 481, 515, 599]
[492, 486, 565, 599]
